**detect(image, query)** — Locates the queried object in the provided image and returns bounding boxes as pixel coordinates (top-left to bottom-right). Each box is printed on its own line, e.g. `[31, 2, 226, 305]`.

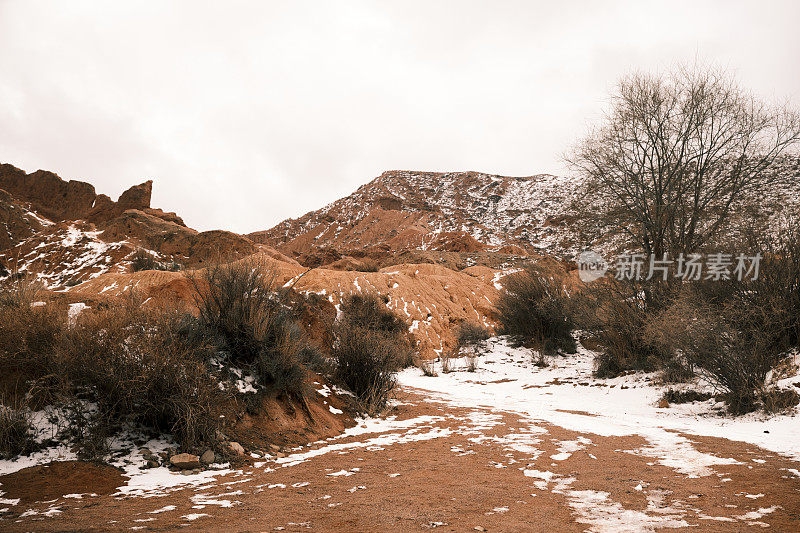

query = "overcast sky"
[1, 1, 798, 233]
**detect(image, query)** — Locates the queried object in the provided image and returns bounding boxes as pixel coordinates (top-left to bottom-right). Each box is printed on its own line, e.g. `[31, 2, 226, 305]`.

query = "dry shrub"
[646, 289, 789, 414]
[456, 321, 491, 352]
[356, 258, 380, 272]
[333, 293, 412, 413]
[0, 275, 43, 308]
[0, 258, 339, 461]
[590, 285, 659, 377]
[129, 248, 181, 272]
[419, 359, 438, 377]
[661, 389, 714, 404]
[644, 222, 800, 413]
[0, 398, 35, 459]
[64, 307, 230, 450]
[0, 288, 63, 393]
[339, 293, 414, 368]
[0, 293, 231, 456]
[190, 259, 312, 397]
[761, 388, 800, 413]
[332, 327, 398, 415]
[441, 356, 453, 374]
[496, 265, 576, 354]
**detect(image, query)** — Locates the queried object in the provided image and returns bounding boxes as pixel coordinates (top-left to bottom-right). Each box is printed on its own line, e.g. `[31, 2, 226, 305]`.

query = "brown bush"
[661, 389, 714, 404]
[356, 258, 380, 272]
[0, 276, 43, 308]
[64, 307, 231, 450]
[129, 248, 181, 272]
[332, 325, 399, 415]
[456, 321, 491, 352]
[333, 293, 412, 413]
[190, 258, 312, 397]
[0, 398, 35, 459]
[643, 221, 800, 413]
[496, 265, 576, 354]
[646, 289, 786, 414]
[0, 282, 232, 457]
[575, 280, 668, 377]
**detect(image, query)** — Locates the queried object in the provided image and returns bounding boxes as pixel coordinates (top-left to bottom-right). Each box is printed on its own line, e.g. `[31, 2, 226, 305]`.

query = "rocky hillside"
[4, 160, 796, 358]
[1, 164, 550, 358]
[0, 164, 255, 287]
[248, 170, 585, 265]
[250, 161, 800, 268]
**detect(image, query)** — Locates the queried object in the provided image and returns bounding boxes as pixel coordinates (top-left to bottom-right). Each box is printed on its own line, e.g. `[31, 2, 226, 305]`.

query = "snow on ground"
[399, 337, 800, 465]
[3, 336, 798, 530]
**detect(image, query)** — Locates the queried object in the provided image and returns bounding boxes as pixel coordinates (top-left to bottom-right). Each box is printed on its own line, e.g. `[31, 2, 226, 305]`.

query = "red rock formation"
[0, 164, 96, 221]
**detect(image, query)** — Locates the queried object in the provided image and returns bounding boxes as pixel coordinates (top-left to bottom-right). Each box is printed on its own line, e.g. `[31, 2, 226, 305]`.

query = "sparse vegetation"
[64, 307, 231, 449]
[496, 265, 576, 354]
[441, 355, 453, 374]
[577, 280, 666, 378]
[419, 359, 438, 377]
[332, 293, 412, 414]
[129, 248, 181, 272]
[0, 290, 230, 457]
[465, 354, 478, 372]
[355, 258, 380, 272]
[456, 321, 491, 353]
[190, 258, 313, 397]
[661, 389, 714, 405]
[0, 258, 338, 461]
[0, 399, 35, 459]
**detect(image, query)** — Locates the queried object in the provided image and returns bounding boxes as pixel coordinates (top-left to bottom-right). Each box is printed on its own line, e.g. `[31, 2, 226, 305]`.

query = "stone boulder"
[169, 453, 201, 469]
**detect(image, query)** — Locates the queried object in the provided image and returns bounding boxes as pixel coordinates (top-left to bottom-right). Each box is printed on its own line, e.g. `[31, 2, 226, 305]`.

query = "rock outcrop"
[0, 164, 97, 221]
[0, 163, 254, 286]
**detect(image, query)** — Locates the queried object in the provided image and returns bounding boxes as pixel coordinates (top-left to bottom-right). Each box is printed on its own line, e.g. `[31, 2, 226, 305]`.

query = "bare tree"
[568, 65, 800, 257]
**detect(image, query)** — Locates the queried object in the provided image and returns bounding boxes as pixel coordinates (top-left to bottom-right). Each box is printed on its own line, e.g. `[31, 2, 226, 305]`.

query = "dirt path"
[2, 385, 799, 532]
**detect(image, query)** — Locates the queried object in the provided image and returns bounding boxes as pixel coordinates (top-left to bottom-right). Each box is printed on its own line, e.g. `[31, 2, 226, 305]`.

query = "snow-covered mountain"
[249, 170, 585, 260]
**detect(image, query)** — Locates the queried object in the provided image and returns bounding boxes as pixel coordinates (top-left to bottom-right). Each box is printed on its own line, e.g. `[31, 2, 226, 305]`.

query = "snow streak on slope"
[257, 170, 585, 257]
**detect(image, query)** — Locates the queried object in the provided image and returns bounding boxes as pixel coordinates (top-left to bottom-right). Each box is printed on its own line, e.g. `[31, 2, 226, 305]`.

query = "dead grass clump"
[0, 275, 43, 308]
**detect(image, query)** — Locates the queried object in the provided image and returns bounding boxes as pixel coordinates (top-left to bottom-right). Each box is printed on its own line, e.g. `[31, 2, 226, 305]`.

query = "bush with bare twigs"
[129, 248, 181, 272]
[456, 321, 491, 353]
[0, 399, 35, 459]
[190, 259, 314, 397]
[645, 225, 800, 413]
[496, 266, 576, 354]
[333, 293, 412, 414]
[0, 293, 231, 457]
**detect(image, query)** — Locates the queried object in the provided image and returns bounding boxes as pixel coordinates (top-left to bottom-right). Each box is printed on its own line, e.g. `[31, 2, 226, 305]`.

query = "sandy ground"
[1, 384, 799, 532]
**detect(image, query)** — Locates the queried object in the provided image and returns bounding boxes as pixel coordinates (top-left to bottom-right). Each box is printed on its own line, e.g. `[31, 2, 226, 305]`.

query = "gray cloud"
[1, 0, 798, 233]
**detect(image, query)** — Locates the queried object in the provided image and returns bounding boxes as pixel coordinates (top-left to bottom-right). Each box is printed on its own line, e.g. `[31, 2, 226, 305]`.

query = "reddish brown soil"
[1, 389, 799, 532]
[0, 461, 126, 504]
